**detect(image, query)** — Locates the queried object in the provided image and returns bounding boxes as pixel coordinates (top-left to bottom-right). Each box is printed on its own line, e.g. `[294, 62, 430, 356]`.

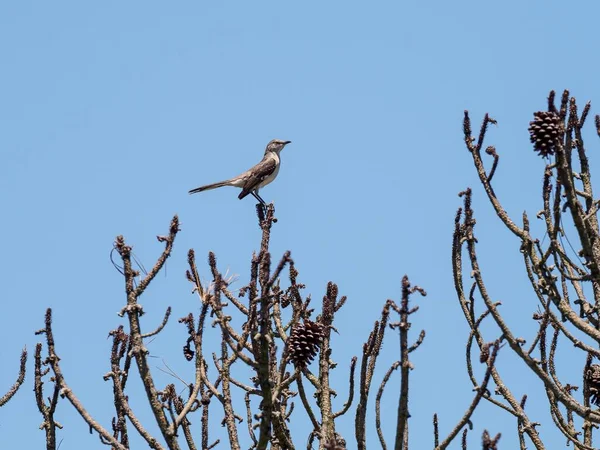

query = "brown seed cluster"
[323, 439, 346, 450]
[586, 364, 600, 406]
[528, 111, 560, 158]
[287, 320, 324, 368]
[183, 342, 194, 361]
[480, 342, 492, 363]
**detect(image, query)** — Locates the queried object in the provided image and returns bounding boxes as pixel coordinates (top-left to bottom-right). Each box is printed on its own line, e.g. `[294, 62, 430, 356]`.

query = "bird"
[189, 139, 292, 207]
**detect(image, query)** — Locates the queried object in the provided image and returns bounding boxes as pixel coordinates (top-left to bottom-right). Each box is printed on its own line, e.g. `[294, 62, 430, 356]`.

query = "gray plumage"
[189, 139, 291, 206]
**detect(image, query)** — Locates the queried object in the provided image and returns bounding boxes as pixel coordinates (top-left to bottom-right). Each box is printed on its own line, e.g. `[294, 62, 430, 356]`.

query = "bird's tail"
[188, 180, 232, 195]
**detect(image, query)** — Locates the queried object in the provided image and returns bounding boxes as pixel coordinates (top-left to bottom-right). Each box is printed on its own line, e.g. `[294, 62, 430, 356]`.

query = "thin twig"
[0, 347, 27, 406]
[436, 341, 501, 450]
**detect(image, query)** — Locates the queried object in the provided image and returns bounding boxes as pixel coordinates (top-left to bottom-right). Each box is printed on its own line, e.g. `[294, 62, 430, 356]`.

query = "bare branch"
[376, 361, 400, 450]
[333, 357, 357, 419]
[0, 347, 27, 407]
[36, 309, 128, 450]
[436, 341, 501, 450]
[141, 307, 172, 339]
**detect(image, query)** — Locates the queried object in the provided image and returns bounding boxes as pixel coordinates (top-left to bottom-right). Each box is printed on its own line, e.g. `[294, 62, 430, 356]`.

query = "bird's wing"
[238, 157, 277, 200]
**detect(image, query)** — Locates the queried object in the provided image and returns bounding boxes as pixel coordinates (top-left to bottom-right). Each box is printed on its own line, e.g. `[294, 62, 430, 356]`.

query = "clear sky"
[2, 2, 600, 449]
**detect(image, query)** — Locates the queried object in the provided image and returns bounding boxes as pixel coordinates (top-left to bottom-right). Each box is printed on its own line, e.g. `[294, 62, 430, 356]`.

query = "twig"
[34, 343, 61, 450]
[355, 311, 388, 450]
[333, 357, 357, 419]
[436, 341, 501, 449]
[0, 347, 27, 406]
[36, 309, 128, 450]
[393, 277, 426, 450]
[433, 414, 439, 448]
[114, 217, 181, 448]
[297, 374, 320, 432]
[376, 361, 401, 450]
[134, 216, 179, 297]
[452, 192, 545, 449]
[141, 307, 172, 339]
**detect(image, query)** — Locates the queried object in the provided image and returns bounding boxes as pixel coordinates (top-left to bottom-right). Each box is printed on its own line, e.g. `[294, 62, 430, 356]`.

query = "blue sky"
[2, 2, 600, 448]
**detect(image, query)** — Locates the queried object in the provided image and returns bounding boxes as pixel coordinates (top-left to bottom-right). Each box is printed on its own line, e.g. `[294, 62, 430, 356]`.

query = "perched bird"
[189, 139, 291, 206]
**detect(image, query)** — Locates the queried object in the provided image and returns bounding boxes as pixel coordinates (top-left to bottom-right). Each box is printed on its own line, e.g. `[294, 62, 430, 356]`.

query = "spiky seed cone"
[528, 111, 560, 158]
[287, 320, 324, 368]
[586, 364, 600, 405]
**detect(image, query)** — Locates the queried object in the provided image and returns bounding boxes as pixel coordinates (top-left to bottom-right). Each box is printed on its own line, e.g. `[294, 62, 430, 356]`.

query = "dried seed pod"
[183, 343, 194, 361]
[480, 343, 492, 363]
[586, 364, 600, 405]
[528, 111, 560, 158]
[323, 436, 346, 450]
[287, 320, 324, 368]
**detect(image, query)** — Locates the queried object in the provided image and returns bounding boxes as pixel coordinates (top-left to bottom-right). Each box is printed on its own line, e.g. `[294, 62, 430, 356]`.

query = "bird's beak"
[283, 140, 291, 145]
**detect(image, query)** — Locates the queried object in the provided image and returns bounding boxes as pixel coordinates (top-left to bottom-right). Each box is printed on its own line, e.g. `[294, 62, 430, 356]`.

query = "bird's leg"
[251, 190, 277, 223]
[251, 191, 267, 207]
[252, 191, 271, 219]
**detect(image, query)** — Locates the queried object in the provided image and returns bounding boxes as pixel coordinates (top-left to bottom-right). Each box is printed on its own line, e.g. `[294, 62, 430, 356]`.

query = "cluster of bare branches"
[452, 90, 600, 449]
[13, 93, 598, 449]
[23, 203, 430, 449]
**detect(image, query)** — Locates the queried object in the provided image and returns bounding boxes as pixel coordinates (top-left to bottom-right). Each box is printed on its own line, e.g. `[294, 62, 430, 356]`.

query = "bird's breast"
[261, 154, 280, 187]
